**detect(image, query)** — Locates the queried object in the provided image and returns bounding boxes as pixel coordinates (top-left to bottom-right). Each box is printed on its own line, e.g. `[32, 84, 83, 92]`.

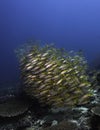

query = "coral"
[25, 120, 78, 130]
[0, 98, 29, 117]
[91, 106, 100, 116]
[41, 120, 78, 130]
[16, 41, 94, 108]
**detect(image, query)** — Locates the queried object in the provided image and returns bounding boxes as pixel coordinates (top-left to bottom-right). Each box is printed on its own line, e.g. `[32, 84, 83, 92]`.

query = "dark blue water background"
[0, 0, 100, 85]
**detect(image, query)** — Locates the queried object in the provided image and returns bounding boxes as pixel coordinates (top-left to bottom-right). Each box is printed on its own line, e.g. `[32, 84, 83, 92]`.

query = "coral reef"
[0, 97, 29, 117]
[16, 41, 94, 108]
[40, 120, 78, 130]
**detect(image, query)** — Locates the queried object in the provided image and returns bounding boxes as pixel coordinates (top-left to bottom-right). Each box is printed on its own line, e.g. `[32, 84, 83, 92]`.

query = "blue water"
[0, 0, 100, 84]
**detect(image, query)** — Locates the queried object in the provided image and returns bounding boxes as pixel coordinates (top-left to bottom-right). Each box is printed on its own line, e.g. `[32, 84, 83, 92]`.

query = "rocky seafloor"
[0, 82, 100, 130]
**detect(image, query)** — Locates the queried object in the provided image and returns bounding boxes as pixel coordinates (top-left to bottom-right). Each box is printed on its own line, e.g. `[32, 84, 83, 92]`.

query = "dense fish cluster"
[17, 42, 93, 108]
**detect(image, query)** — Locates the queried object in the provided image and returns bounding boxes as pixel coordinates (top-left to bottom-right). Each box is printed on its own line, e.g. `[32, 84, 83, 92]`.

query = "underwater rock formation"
[16, 42, 94, 108]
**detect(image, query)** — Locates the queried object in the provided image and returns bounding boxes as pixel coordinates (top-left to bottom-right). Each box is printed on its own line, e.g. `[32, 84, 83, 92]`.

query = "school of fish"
[17, 44, 94, 108]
